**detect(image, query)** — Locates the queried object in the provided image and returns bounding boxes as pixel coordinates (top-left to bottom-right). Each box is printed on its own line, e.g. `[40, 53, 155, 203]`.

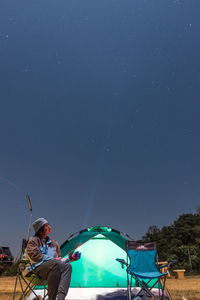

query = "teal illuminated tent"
[31, 226, 169, 300]
[60, 226, 132, 288]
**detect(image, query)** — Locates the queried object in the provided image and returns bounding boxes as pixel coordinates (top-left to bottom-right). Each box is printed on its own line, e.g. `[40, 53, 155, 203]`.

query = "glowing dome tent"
[29, 226, 170, 300]
[60, 226, 132, 288]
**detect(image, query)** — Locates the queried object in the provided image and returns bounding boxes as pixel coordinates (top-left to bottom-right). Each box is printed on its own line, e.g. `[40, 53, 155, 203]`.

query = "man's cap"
[32, 217, 48, 234]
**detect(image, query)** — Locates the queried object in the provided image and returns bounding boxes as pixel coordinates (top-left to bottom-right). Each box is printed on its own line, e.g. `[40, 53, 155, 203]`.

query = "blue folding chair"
[116, 241, 173, 300]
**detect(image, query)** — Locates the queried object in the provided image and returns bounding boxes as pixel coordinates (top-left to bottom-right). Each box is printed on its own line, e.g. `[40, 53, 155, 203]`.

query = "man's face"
[42, 223, 52, 238]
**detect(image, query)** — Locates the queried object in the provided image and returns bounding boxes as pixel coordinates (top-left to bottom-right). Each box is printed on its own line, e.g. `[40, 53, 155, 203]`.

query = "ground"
[1, 276, 200, 300]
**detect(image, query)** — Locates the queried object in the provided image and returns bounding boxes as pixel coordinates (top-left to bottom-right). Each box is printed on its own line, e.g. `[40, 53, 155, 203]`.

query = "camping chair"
[13, 238, 48, 300]
[116, 241, 173, 300]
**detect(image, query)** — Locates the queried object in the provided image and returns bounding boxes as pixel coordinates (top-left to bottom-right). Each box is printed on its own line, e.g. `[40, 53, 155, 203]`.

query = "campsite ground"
[0, 276, 200, 300]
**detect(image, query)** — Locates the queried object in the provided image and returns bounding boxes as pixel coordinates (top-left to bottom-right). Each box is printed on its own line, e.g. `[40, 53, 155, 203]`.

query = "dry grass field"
[0, 276, 200, 300]
[165, 275, 200, 300]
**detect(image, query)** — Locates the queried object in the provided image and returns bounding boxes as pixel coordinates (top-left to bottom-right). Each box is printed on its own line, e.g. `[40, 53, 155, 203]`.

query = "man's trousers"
[35, 259, 72, 300]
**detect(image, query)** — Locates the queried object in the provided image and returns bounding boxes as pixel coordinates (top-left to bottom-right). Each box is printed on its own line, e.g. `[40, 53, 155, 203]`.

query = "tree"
[142, 213, 200, 273]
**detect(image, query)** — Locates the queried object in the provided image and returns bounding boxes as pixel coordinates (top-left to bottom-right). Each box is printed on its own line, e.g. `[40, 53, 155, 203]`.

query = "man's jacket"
[26, 236, 61, 269]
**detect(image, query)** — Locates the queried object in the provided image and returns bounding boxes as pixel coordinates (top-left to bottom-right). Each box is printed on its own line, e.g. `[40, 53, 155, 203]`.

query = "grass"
[0, 276, 23, 300]
[165, 275, 200, 300]
[0, 275, 200, 299]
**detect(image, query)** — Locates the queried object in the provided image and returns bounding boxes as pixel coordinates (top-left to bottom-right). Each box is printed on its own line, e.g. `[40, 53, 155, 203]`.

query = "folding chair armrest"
[116, 258, 128, 269]
[159, 259, 178, 270]
[158, 263, 168, 269]
[168, 259, 178, 268]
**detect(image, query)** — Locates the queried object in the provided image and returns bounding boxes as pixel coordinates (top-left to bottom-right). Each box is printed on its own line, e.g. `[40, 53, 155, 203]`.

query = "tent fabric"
[100, 231, 127, 251]
[34, 226, 168, 294]
[60, 226, 131, 288]
[61, 231, 97, 256]
[60, 226, 130, 255]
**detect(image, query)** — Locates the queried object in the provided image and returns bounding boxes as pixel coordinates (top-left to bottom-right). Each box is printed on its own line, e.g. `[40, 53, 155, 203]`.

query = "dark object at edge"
[0, 246, 13, 275]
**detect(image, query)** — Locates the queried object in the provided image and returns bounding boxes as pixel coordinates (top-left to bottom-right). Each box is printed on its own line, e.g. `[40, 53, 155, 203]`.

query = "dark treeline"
[142, 210, 200, 273]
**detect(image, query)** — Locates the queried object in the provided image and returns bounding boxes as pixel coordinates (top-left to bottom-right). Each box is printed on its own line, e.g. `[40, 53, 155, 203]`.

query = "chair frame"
[13, 238, 48, 300]
[117, 241, 173, 300]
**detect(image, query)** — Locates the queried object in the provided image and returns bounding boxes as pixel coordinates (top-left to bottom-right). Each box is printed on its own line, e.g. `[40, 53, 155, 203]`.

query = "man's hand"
[69, 251, 81, 261]
[54, 257, 61, 261]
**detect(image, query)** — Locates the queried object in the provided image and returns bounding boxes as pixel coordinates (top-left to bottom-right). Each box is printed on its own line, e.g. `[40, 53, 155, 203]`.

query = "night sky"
[0, 0, 200, 257]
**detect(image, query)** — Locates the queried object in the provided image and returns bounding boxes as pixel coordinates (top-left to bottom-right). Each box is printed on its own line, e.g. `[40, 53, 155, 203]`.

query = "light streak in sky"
[83, 99, 122, 228]
[0, 175, 21, 190]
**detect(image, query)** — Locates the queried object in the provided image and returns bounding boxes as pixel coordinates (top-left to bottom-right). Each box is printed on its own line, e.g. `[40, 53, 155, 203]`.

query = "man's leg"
[56, 262, 72, 300]
[35, 260, 61, 300]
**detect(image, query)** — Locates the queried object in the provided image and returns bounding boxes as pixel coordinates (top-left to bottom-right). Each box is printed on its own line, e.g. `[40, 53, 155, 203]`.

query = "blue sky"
[0, 0, 200, 257]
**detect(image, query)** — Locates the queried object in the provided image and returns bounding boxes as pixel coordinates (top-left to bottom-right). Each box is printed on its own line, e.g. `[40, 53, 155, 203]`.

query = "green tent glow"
[33, 226, 165, 298]
[60, 226, 131, 288]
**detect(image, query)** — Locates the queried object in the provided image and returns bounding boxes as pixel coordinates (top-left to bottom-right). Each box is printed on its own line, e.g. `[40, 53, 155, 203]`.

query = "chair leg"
[13, 273, 44, 300]
[19, 275, 27, 300]
[43, 285, 48, 299]
[20, 277, 44, 300]
[13, 272, 31, 300]
[161, 278, 166, 300]
[13, 274, 19, 300]
[127, 273, 131, 300]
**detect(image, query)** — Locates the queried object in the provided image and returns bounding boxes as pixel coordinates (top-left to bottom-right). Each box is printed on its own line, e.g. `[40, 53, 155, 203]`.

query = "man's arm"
[55, 240, 61, 257]
[26, 238, 44, 263]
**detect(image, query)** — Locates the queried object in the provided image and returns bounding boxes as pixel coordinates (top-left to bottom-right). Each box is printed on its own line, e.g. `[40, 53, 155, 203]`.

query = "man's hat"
[32, 217, 48, 234]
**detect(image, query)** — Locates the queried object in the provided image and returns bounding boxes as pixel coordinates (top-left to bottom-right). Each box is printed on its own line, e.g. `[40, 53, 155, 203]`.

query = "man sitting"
[26, 217, 80, 300]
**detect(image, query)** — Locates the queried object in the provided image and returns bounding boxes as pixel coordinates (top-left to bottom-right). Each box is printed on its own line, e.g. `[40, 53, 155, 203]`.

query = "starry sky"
[0, 0, 200, 257]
